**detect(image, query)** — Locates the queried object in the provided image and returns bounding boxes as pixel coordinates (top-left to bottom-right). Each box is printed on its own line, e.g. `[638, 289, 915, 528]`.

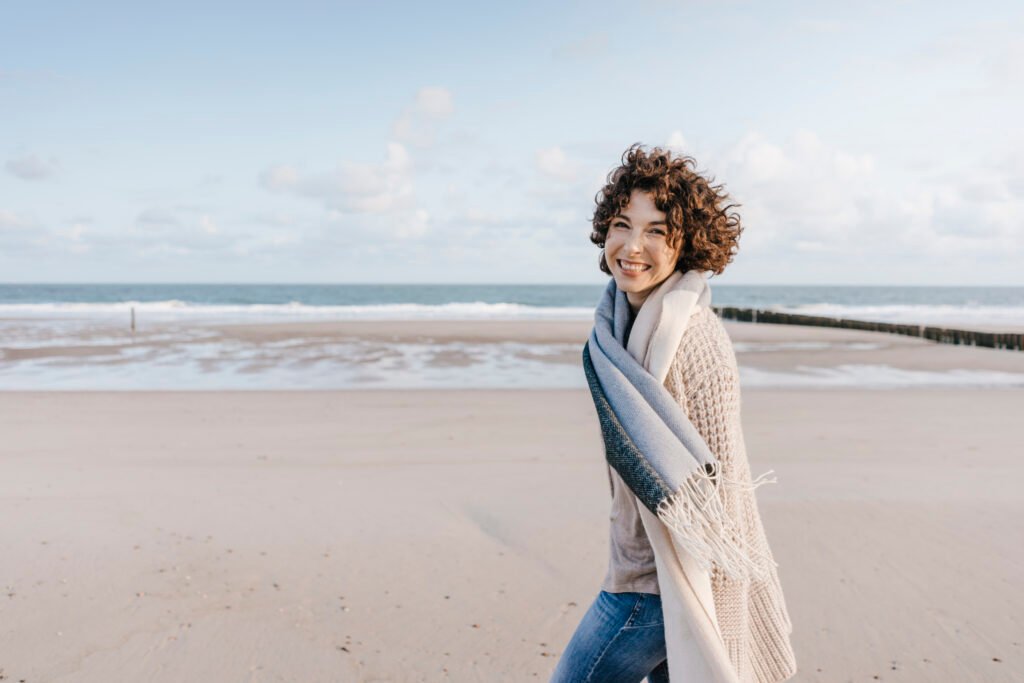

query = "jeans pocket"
[623, 593, 664, 629]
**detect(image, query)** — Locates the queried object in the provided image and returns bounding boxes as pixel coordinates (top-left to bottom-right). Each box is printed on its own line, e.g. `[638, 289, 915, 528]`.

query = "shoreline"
[3, 317, 1024, 391]
[4, 313, 1024, 336]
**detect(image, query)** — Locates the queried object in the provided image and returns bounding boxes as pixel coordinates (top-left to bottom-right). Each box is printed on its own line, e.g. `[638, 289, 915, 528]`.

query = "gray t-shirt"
[601, 464, 660, 594]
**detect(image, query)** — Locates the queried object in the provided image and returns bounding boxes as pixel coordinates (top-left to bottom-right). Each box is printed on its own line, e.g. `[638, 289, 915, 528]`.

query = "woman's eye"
[613, 222, 629, 229]
[650, 229, 666, 235]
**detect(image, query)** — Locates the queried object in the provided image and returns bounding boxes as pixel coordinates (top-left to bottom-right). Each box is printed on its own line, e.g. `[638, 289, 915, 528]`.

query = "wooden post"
[710, 306, 1021, 352]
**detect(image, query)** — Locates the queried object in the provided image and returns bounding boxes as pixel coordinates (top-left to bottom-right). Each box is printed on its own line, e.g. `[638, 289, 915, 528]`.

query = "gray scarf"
[582, 271, 774, 581]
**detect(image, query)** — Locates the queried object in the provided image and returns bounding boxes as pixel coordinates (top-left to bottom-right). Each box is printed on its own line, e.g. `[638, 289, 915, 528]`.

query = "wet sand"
[3, 317, 1024, 383]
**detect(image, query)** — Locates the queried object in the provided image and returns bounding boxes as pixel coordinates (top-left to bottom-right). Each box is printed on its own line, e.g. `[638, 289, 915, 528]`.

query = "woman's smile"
[617, 259, 652, 275]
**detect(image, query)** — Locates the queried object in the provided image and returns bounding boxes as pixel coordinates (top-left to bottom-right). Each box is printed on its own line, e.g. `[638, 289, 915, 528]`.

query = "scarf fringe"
[655, 465, 779, 582]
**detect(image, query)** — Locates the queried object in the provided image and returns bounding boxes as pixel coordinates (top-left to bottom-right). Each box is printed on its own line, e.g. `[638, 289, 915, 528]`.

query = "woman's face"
[604, 189, 681, 311]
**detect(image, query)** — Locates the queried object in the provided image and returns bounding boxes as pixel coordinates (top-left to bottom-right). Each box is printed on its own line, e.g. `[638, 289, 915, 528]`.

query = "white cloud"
[230, 231, 300, 257]
[0, 210, 47, 253]
[6, 154, 59, 180]
[0, 209, 31, 230]
[900, 170, 1023, 252]
[399, 208, 430, 239]
[53, 222, 89, 253]
[255, 90, 448, 246]
[259, 164, 300, 191]
[536, 146, 578, 182]
[413, 87, 454, 117]
[707, 128, 1021, 260]
[322, 204, 430, 242]
[199, 214, 218, 235]
[129, 206, 235, 253]
[392, 86, 455, 147]
[261, 142, 415, 215]
[892, 18, 1024, 95]
[666, 131, 688, 154]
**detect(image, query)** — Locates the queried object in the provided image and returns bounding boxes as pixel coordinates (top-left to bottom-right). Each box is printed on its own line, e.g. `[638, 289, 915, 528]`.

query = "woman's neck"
[626, 291, 649, 315]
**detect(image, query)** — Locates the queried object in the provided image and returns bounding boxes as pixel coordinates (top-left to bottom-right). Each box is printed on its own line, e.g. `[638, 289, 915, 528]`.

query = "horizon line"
[2, 281, 1024, 288]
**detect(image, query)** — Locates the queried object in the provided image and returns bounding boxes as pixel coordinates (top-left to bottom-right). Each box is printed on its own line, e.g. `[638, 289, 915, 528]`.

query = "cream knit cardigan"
[623, 303, 797, 683]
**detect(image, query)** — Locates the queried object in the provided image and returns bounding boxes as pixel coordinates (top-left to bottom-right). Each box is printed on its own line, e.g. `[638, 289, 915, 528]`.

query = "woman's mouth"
[618, 259, 651, 274]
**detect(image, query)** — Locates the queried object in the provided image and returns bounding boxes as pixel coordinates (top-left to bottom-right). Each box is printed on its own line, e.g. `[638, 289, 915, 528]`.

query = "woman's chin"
[613, 275, 651, 292]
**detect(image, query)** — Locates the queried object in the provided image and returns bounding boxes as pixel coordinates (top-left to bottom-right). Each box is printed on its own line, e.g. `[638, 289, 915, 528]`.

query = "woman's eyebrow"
[614, 215, 667, 226]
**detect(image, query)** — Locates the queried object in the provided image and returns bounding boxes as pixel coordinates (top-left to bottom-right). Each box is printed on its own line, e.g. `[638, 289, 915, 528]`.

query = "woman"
[550, 144, 796, 683]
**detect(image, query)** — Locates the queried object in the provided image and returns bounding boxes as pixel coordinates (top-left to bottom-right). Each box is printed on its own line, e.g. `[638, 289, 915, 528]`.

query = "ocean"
[2, 283, 1024, 327]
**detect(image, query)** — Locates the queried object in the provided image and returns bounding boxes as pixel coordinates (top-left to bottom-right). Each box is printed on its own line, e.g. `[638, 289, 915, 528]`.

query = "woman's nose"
[624, 232, 644, 252]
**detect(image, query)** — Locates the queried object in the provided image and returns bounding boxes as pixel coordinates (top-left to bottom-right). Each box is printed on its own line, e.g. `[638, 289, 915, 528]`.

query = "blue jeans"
[550, 591, 670, 683]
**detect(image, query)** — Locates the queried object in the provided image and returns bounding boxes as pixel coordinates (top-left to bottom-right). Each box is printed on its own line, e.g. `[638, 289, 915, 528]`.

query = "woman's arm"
[665, 331, 748, 471]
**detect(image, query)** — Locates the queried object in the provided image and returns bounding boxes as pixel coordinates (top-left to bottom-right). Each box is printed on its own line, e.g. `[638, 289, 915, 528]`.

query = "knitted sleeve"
[666, 311, 797, 682]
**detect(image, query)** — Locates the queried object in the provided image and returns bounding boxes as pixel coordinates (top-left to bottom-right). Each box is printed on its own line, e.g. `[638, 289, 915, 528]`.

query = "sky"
[1, 0, 1022, 285]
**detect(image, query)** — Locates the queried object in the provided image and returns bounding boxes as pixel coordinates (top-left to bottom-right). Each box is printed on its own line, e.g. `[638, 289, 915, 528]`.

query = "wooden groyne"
[711, 306, 1024, 352]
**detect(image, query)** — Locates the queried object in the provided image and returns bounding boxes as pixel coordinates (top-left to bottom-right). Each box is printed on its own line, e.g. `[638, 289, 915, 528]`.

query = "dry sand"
[1, 322, 1022, 682]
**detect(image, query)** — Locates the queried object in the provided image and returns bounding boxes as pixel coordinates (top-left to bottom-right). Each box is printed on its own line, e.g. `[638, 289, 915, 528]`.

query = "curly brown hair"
[590, 143, 743, 276]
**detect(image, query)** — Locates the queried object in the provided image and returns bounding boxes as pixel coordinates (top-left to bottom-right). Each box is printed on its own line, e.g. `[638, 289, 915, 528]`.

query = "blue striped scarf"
[582, 272, 774, 581]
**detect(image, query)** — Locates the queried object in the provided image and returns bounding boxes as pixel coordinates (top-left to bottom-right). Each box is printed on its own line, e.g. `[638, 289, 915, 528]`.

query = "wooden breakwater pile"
[711, 306, 1024, 352]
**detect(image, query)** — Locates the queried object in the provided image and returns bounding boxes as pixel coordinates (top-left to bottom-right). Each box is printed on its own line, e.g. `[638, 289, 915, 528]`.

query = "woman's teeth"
[619, 260, 651, 273]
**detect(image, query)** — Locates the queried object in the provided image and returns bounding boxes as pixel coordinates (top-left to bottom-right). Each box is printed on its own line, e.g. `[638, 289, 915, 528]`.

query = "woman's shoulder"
[671, 306, 740, 383]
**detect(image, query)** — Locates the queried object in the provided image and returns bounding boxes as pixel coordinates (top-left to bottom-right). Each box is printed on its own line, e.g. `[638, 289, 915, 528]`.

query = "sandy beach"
[6, 0, 1022, 679]
[2, 320, 1022, 682]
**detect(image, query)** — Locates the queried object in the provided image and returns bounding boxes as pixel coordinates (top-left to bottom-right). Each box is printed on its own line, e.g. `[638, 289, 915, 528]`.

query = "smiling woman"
[550, 145, 797, 683]
[591, 143, 743, 304]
